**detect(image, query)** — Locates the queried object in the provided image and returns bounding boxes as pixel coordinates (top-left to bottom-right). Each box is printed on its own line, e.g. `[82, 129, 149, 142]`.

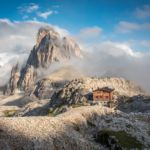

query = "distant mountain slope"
[46, 66, 85, 81]
[32, 66, 85, 99]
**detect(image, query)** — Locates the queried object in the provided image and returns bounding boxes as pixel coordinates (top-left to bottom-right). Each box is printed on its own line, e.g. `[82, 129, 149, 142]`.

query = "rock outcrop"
[33, 79, 66, 99]
[5, 63, 20, 95]
[32, 66, 85, 99]
[15, 99, 50, 117]
[116, 95, 150, 113]
[19, 65, 37, 91]
[50, 77, 144, 108]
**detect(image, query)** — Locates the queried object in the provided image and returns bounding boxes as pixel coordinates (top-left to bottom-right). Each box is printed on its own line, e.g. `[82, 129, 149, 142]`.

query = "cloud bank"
[116, 21, 150, 33]
[0, 20, 150, 93]
[76, 34, 150, 92]
[135, 5, 150, 19]
[0, 19, 69, 85]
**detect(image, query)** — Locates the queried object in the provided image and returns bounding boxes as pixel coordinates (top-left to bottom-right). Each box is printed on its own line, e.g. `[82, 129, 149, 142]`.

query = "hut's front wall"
[93, 91, 112, 101]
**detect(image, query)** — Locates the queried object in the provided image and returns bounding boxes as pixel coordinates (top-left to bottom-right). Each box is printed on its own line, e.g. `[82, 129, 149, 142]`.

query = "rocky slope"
[5, 26, 82, 94]
[32, 66, 85, 99]
[15, 99, 50, 117]
[50, 77, 144, 108]
[116, 95, 150, 113]
[0, 105, 149, 150]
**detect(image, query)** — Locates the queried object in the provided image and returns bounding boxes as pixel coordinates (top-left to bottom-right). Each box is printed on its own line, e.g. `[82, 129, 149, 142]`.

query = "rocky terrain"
[32, 66, 85, 99]
[0, 105, 149, 150]
[116, 95, 150, 113]
[49, 77, 144, 109]
[0, 67, 148, 117]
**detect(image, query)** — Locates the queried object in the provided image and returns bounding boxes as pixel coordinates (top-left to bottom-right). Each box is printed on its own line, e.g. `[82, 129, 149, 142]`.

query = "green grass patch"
[3, 109, 17, 117]
[72, 102, 89, 108]
[48, 108, 57, 117]
[96, 129, 143, 150]
[87, 120, 96, 127]
[72, 103, 84, 108]
[48, 105, 68, 116]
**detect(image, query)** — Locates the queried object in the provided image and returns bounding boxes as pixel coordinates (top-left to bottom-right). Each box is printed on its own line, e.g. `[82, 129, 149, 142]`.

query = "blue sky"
[0, 0, 149, 30]
[0, 0, 150, 52]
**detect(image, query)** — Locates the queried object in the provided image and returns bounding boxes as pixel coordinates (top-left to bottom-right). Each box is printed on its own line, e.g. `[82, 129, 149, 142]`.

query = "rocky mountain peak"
[27, 26, 82, 69]
[5, 26, 83, 93]
[36, 26, 60, 48]
[62, 36, 82, 58]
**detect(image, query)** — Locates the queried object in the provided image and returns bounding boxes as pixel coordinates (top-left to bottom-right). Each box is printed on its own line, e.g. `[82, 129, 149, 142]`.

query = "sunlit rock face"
[26, 26, 82, 68]
[5, 63, 20, 95]
[19, 65, 37, 91]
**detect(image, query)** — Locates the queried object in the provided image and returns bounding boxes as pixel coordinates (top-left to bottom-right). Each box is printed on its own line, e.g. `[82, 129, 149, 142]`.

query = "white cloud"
[0, 19, 150, 92]
[135, 5, 150, 19]
[18, 3, 39, 13]
[95, 41, 140, 57]
[78, 41, 150, 92]
[37, 11, 54, 19]
[117, 21, 140, 33]
[116, 21, 150, 33]
[140, 40, 150, 48]
[75, 26, 103, 43]
[18, 3, 58, 20]
[73, 26, 150, 91]
[79, 26, 102, 38]
[0, 19, 69, 84]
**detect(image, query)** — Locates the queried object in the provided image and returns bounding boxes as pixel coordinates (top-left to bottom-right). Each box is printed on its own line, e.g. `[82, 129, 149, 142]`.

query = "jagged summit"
[5, 26, 82, 94]
[36, 26, 58, 47]
[26, 26, 82, 68]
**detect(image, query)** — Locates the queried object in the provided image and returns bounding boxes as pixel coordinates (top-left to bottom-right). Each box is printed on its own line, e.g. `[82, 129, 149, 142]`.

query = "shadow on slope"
[116, 95, 150, 113]
[4, 96, 38, 107]
[0, 106, 149, 149]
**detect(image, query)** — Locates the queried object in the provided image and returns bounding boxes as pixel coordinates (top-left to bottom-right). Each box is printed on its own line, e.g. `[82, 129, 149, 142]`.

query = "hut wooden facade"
[93, 87, 114, 101]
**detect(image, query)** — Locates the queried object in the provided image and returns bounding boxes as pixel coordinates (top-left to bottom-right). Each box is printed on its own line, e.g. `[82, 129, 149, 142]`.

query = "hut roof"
[93, 87, 114, 93]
